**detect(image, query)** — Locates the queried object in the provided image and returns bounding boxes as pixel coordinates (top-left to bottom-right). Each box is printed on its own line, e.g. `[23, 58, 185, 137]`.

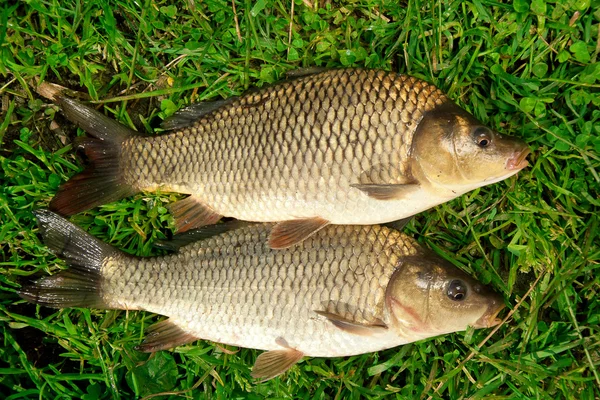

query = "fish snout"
[473, 298, 505, 328]
[505, 147, 531, 171]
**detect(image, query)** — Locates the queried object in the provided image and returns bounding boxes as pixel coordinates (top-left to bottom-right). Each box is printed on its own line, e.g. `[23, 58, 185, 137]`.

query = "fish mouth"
[473, 302, 505, 329]
[505, 148, 531, 171]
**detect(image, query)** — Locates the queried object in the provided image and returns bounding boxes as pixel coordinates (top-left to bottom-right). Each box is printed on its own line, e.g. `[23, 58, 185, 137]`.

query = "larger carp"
[20, 210, 504, 381]
[42, 69, 529, 248]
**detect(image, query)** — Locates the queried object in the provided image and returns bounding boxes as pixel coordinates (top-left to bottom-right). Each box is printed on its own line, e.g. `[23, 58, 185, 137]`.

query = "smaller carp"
[20, 210, 504, 381]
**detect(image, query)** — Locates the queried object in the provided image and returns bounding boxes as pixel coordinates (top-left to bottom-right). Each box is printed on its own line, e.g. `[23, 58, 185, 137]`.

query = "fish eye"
[473, 127, 492, 148]
[447, 279, 468, 301]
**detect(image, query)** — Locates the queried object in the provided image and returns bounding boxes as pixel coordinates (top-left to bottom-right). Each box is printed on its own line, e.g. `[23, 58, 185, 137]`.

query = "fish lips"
[473, 301, 505, 329]
[505, 147, 531, 171]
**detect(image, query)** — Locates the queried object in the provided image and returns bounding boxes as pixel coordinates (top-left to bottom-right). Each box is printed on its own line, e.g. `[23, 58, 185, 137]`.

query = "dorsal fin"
[161, 98, 235, 130]
[161, 68, 331, 132]
[154, 220, 255, 251]
[285, 67, 329, 79]
[382, 216, 413, 232]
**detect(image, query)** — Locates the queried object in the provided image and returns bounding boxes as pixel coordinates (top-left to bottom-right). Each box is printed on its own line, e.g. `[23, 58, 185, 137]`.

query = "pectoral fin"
[251, 348, 304, 381]
[136, 319, 199, 352]
[315, 310, 388, 336]
[168, 196, 222, 233]
[268, 217, 329, 249]
[350, 183, 420, 200]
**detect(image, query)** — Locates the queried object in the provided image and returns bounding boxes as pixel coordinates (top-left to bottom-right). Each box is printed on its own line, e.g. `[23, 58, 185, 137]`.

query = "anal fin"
[268, 217, 329, 249]
[168, 196, 222, 233]
[251, 348, 304, 382]
[351, 183, 420, 200]
[136, 319, 199, 352]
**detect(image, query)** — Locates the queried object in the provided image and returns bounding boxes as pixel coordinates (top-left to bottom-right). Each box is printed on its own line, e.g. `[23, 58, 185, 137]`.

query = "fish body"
[120, 71, 445, 225]
[21, 210, 504, 380]
[45, 69, 529, 247]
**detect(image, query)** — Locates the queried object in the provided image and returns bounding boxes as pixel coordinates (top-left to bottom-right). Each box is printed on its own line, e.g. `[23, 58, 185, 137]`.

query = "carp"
[20, 210, 505, 381]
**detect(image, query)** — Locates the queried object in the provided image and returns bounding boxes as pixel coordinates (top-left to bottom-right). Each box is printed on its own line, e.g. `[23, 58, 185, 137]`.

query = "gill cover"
[385, 254, 504, 337]
[410, 102, 529, 191]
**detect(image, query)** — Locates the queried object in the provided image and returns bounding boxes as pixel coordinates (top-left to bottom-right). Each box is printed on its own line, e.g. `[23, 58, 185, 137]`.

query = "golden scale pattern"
[101, 224, 420, 354]
[120, 69, 447, 219]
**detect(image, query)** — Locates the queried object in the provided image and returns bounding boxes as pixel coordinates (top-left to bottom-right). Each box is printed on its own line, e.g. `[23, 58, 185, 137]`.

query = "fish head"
[385, 254, 504, 338]
[411, 102, 530, 193]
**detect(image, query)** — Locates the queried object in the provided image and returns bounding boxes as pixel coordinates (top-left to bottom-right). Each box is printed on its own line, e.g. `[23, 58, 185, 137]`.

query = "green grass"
[1, 0, 599, 398]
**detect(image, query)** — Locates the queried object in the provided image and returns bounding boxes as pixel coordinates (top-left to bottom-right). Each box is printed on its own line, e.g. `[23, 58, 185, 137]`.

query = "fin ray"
[314, 310, 388, 336]
[49, 96, 139, 216]
[268, 217, 329, 249]
[154, 220, 254, 251]
[285, 67, 329, 79]
[49, 138, 137, 216]
[167, 196, 223, 233]
[136, 319, 199, 352]
[351, 183, 420, 200]
[18, 210, 119, 309]
[251, 348, 304, 381]
[57, 97, 137, 143]
[161, 99, 235, 130]
[382, 216, 413, 232]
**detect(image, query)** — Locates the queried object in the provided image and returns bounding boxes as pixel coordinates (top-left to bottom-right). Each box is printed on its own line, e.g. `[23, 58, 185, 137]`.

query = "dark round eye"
[473, 127, 492, 148]
[447, 280, 468, 301]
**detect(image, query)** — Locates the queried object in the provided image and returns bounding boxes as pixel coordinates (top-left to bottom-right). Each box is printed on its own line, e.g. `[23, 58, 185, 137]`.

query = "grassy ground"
[1, 0, 599, 398]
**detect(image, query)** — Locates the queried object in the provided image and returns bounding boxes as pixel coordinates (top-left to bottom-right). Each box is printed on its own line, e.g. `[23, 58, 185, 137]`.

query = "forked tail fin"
[49, 96, 138, 215]
[18, 209, 121, 309]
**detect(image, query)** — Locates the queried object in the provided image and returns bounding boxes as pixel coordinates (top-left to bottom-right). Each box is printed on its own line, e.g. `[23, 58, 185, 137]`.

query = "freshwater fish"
[20, 210, 504, 381]
[41, 69, 530, 248]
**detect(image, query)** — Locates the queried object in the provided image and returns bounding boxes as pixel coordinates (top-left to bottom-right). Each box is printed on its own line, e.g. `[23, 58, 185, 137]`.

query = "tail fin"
[18, 210, 119, 309]
[49, 97, 138, 215]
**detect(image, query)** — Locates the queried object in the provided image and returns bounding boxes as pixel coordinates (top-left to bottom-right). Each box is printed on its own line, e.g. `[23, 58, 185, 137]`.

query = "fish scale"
[21, 210, 505, 380]
[120, 69, 445, 223]
[99, 224, 413, 356]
